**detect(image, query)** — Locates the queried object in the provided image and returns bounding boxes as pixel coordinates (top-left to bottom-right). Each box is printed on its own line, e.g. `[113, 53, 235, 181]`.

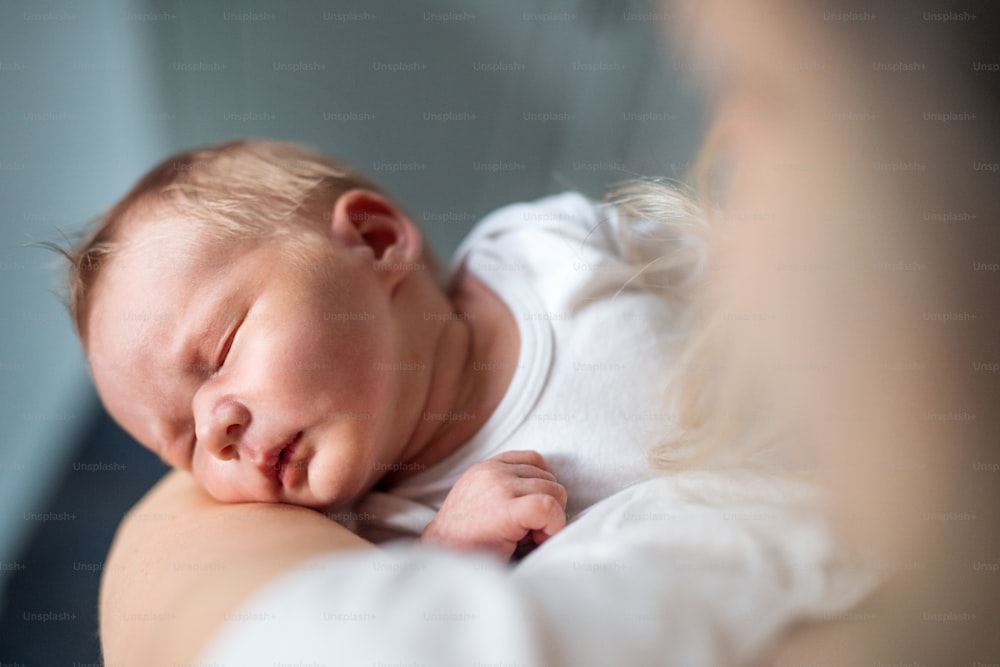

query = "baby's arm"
[421, 450, 567, 560]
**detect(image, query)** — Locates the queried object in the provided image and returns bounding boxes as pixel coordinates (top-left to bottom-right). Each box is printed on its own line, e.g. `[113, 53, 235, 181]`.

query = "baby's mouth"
[275, 432, 304, 487]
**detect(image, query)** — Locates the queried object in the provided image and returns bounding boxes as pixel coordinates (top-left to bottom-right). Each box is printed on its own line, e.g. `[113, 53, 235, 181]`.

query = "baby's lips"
[256, 430, 303, 487]
[275, 431, 306, 487]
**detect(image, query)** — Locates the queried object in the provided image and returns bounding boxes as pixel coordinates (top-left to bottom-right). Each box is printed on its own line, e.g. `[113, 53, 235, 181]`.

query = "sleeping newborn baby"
[68, 140, 700, 559]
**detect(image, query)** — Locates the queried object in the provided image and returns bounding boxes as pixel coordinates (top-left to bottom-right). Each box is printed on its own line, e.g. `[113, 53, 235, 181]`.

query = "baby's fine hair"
[60, 139, 383, 346]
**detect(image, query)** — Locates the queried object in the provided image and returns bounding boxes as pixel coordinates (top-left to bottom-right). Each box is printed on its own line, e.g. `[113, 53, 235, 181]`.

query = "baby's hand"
[421, 450, 567, 560]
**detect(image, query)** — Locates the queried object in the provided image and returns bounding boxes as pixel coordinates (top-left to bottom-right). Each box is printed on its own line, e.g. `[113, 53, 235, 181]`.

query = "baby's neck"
[382, 270, 520, 486]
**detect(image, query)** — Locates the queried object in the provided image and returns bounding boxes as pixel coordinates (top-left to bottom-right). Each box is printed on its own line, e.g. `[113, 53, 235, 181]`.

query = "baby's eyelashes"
[214, 325, 238, 373]
[213, 311, 248, 375]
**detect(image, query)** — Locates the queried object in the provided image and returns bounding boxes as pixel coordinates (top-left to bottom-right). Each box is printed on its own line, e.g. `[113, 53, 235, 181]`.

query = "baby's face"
[88, 217, 410, 508]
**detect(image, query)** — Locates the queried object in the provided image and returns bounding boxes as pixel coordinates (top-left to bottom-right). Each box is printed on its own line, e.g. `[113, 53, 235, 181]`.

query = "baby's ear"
[330, 189, 423, 288]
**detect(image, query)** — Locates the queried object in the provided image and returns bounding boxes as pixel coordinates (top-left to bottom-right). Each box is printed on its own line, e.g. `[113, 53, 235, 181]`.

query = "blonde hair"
[57, 139, 384, 346]
[607, 175, 784, 474]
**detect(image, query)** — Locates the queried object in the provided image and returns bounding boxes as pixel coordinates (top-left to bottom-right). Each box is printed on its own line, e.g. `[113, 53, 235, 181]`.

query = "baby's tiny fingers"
[513, 478, 568, 508]
[495, 450, 549, 471]
[509, 492, 567, 540]
[511, 463, 558, 484]
[531, 529, 554, 546]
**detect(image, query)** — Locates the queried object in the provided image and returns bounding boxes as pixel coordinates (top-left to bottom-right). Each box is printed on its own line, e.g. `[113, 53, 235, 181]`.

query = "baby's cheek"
[300, 317, 387, 405]
[304, 429, 378, 507]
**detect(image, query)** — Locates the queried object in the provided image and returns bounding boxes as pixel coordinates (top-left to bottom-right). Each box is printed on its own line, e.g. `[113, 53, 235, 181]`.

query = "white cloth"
[352, 192, 690, 540]
[199, 469, 878, 666]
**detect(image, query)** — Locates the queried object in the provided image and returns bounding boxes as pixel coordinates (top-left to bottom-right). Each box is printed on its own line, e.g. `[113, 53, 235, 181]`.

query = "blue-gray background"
[0, 0, 704, 662]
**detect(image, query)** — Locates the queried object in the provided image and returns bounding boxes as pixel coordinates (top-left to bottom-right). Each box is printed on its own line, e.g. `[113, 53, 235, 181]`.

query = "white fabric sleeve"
[197, 473, 878, 667]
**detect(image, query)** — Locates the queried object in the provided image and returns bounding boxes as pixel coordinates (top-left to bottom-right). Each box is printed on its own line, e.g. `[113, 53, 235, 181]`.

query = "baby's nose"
[197, 398, 250, 461]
